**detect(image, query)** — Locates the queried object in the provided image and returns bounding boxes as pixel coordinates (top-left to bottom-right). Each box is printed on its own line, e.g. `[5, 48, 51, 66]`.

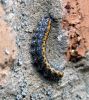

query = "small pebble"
[1, 0, 8, 5]
[17, 59, 23, 66]
[16, 94, 22, 100]
[4, 48, 10, 55]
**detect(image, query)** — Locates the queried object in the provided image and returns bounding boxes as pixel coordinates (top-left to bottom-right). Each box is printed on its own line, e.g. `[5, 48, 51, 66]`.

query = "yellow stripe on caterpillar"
[42, 19, 64, 78]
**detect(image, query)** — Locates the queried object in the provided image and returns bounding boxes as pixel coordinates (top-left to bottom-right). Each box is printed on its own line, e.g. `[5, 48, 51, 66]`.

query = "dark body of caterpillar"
[31, 16, 64, 80]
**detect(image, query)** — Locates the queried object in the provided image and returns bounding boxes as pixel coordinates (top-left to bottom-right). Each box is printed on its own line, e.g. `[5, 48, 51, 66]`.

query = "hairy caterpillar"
[31, 16, 64, 80]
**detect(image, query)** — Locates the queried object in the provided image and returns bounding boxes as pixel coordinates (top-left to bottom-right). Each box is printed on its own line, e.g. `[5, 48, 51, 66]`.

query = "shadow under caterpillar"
[31, 16, 64, 80]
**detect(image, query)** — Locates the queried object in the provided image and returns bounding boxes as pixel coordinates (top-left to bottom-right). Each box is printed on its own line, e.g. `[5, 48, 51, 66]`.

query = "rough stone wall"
[0, 0, 89, 100]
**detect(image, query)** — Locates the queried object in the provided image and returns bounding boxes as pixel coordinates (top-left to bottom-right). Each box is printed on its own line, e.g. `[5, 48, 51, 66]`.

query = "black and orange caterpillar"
[31, 16, 64, 80]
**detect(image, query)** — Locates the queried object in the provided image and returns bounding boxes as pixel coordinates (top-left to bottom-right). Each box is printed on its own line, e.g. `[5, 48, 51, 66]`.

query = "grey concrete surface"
[0, 0, 89, 100]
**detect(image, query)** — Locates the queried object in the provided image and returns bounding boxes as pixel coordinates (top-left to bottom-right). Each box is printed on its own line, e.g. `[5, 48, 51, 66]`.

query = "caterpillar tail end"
[57, 71, 64, 77]
[49, 14, 59, 22]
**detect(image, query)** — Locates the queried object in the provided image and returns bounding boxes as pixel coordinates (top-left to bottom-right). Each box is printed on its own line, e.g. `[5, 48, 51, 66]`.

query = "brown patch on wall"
[0, 4, 17, 85]
[61, 0, 89, 61]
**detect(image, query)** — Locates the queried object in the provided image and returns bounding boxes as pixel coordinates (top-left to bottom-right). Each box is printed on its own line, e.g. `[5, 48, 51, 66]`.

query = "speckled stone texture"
[0, 0, 89, 100]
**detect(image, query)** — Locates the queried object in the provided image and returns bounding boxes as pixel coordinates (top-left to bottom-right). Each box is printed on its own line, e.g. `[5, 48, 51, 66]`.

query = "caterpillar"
[31, 16, 64, 80]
